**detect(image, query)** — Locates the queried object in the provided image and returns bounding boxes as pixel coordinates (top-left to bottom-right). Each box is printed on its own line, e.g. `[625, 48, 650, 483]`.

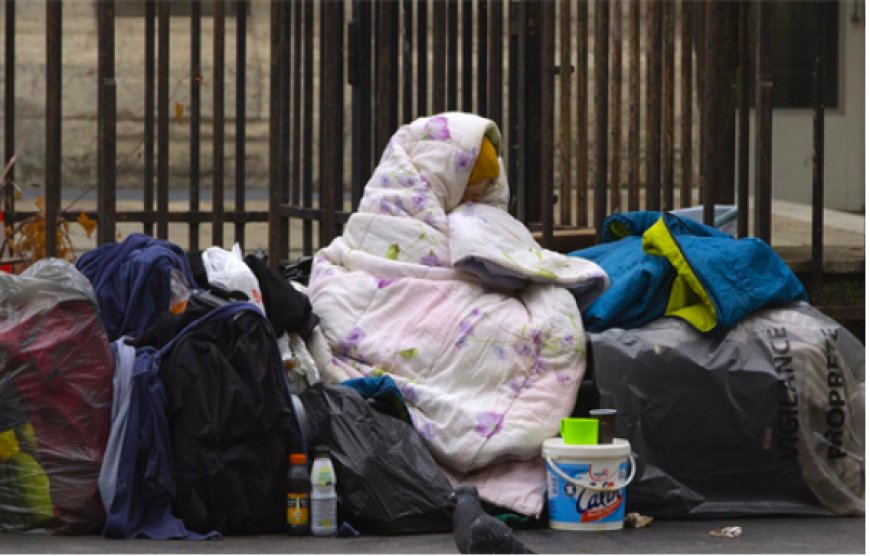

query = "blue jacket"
[570, 212, 807, 334]
[102, 341, 217, 540]
[76, 233, 196, 342]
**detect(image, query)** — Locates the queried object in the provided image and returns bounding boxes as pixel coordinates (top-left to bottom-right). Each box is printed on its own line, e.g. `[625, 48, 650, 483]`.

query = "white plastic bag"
[201, 244, 265, 312]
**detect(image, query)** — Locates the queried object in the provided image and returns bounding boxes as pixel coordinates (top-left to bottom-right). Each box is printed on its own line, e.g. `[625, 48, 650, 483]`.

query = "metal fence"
[1, 0, 830, 296]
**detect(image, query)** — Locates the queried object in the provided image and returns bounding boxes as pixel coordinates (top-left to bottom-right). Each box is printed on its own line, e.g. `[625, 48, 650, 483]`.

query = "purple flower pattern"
[398, 175, 417, 187]
[475, 411, 505, 438]
[376, 278, 395, 289]
[419, 252, 442, 267]
[338, 327, 366, 356]
[454, 147, 479, 175]
[513, 340, 534, 358]
[422, 116, 451, 140]
[401, 383, 420, 406]
[379, 197, 400, 215]
[455, 308, 483, 350]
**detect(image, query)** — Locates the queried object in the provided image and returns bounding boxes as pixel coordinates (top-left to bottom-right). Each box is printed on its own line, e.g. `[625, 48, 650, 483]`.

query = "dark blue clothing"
[76, 233, 196, 342]
[103, 344, 218, 540]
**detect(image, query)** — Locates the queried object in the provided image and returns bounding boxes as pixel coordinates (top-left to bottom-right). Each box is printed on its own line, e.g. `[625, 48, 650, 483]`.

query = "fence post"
[212, 0, 225, 246]
[702, 0, 737, 226]
[558, 0, 572, 226]
[320, 0, 344, 247]
[661, 0, 674, 212]
[736, 0, 750, 237]
[45, 0, 62, 257]
[351, 0, 372, 209]
[143, 0, 155, 237]
[487, 0, 503, 129]
[235, 0, 248, 249]
[575, 0, 589, 225]
[753, 1, 772, 243]
[644, 0, 661, 212]
[593, 0, 609, 235]
[609, 0, 623, 214]
[811, 0, 826, 301]
[375, 1, 399, 154]
[507, 0, 520, 216]
[156, 0, 169, 240]
[679, 0, 693, 208]
[268, 0, 287, 267]
[539, 0, 554, 246]
[97, 0, 117, 245]
[189, 0, 201, 249]
[4, 0, 15, 240]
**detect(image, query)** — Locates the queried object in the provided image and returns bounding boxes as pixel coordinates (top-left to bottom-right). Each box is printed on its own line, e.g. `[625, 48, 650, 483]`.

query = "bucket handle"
[545, 453, 636, 492]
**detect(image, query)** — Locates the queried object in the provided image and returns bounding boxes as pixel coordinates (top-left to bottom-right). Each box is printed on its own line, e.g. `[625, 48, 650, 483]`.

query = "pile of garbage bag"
[590, 302, 864, 517]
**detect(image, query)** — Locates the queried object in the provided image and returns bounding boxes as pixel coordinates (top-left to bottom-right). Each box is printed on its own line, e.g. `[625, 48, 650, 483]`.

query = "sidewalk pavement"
[1, 516, 864, 554]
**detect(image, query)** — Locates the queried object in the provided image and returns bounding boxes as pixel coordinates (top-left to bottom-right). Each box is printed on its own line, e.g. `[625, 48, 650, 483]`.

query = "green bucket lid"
[560, 417, 599, 445]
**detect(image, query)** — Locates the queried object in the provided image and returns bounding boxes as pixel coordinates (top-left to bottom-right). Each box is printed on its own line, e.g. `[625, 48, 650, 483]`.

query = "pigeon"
[452, 485, 536, 554]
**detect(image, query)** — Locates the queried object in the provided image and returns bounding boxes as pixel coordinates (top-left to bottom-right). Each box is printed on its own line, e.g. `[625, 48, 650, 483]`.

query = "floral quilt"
[307, 112, 608, 516]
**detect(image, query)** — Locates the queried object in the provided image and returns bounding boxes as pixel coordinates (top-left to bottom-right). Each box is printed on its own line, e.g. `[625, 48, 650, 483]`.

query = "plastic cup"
[560, 417, 599, 445]
[589, 409, 617, 444]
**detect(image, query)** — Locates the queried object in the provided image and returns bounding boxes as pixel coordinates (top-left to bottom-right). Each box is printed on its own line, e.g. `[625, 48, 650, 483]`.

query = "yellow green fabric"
[7, 452, 54, 523]
[608, 220, 631, 240]
[468, 136, 499, 186]
[0, 430, 20, 460]
[642, 217, 717, 333]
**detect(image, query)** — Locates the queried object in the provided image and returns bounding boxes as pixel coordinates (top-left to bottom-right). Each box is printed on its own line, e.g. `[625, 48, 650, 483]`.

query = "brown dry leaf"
[34, 195, 44, 211]
[77, 211, 97, 238]
[175, 102, 185, 125]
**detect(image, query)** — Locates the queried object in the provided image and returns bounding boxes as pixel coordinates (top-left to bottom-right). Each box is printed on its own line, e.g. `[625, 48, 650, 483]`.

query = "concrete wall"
[1, 0, 274, 194]
[767, 4, 865, 213]
[1, 1, 864, 214]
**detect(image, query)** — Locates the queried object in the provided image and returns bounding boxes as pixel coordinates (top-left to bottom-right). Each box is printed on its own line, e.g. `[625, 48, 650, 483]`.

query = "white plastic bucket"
[542, 437, 635, 531]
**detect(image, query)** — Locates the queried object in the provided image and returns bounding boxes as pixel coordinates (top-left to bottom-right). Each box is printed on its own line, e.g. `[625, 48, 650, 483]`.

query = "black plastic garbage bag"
[590, 302, 864, 517]
[299, 383, 455, 534]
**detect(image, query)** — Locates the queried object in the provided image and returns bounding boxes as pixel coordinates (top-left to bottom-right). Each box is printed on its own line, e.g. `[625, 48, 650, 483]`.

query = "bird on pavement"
[452, 485, 536, 554]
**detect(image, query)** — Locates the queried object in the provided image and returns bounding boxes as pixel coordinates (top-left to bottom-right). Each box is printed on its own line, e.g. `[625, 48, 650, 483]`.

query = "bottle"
[286, 453, 310, 535]
[309, 446, 337, 537]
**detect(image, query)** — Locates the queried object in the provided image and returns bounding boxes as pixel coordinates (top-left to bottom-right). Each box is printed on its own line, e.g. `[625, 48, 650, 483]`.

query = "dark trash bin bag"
[300, 383, 455, 534]
[590, 302, 864, 517]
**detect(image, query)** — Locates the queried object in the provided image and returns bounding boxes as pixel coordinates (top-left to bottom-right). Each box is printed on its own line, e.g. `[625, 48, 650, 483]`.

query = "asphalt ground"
[1, 516, 864, 554]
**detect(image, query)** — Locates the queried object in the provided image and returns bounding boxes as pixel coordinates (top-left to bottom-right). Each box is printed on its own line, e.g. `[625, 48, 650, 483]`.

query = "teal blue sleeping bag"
[569, 211, 807, 334]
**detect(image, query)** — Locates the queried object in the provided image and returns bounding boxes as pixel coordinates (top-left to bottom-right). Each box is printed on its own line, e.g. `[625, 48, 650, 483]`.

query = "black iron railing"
[1, 0, 829, 294]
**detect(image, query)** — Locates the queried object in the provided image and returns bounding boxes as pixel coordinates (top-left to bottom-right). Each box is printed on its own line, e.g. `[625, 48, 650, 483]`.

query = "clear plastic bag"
[0, 259, 113, 532]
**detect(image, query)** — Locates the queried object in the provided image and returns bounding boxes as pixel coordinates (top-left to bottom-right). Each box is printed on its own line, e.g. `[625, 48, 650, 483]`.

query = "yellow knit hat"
[468, 136, 499, 186]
